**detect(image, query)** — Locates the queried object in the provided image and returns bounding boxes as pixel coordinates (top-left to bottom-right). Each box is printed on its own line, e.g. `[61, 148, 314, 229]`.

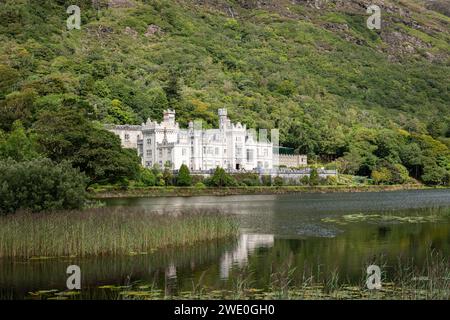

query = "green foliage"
[140, 168, 156, 187]
[224, 18, 239, 30]
[105, 99, 139, 125]
[326, 175, 338, 185]
[32, 108, 141, 185]
[371, 167, 393, 185]
[273, 176, 284, 186]
[177, 164, 192, 186]
[194, 182, 206, 189]
[0, 64, 20, 99]
[394, 164, 410, 184]
[151, 164, 162, 175]
[0, 88, 36, 131]
[163, 166, 174, 186]
[0, 0, 449, 188]
[207, 167, 237, 187]
[152, 163, 165, 186]
[309, 168, 320, 186]
[371, 161, 411, 185]
[261, 175, 272, 186]
[300, 175, 310, 186]
[335, 127, 450, 185]
[0, 158, 87, 215]
[234, 173, 261, 186]
[421, 164, 448, 186]
[399, 142, 423, 178]
[276, 80, 296, 96]
[191, 174, 205, 185]
[157, 176, 166, 187]
[143, 87, 169, 120]
[0, 121, 40, 161]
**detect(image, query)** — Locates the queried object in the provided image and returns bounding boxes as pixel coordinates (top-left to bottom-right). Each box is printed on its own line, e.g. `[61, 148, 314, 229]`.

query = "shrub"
[191, 175, 205, 184]
[300, 176, 310, 185]
[309, 168, 320, 186]
[176, 164, 192, 186]
[117, 177, 130, 190]
[235, 173, 260, 186]
[261, 175, 272, 186]
[324, 163, 338, 170]
[140, 168, 156, 186]
[156, 174, 166, 187]
[194, 182, 206, 189]
[273, 176, 284, 186]
[152, 164, 162, 176]
[207, 167, 237, 187]
[224, 18, 239, 29]
[371, 167, 392, 185]
[0, 158, 88, 215]
[421, 164, 447, 185]
[371, 161, 410, 185]
[163, 167, 174, 186]
[326, 175, 338, 185]
[393, 163, 410, 184]
[444, 172, 450, 186]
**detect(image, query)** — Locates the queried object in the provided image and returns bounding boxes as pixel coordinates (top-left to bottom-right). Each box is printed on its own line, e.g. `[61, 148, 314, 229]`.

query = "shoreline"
[89, 184, 449, 199]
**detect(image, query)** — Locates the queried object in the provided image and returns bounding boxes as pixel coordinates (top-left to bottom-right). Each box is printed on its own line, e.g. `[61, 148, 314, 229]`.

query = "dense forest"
[0, 0, 449, 202]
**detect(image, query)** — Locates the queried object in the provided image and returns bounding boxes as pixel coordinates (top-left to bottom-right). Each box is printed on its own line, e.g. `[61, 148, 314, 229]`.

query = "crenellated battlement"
[108, 108, 280, 171]
[278, 154, 308, 168]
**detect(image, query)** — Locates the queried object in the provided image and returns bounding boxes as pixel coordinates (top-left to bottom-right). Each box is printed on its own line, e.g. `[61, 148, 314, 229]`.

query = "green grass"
[0, 208, 239, 259]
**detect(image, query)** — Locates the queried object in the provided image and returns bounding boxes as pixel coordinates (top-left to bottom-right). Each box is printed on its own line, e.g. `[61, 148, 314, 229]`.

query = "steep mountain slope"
[0, 0, 449, 182]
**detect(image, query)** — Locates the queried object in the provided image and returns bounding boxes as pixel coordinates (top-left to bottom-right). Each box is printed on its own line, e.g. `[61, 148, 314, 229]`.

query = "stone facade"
[108, 109, 276, 171]
[278, 154, 308, 168]
[107, 125, 143, 151]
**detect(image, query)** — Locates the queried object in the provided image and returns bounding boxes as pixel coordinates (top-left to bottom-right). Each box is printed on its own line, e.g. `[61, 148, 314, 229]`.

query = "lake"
[1, 189, 450, 299]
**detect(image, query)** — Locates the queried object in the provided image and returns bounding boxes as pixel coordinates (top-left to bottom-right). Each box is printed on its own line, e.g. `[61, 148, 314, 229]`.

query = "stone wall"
[278, 154, 308, 168]
[186, 168, 338, 182]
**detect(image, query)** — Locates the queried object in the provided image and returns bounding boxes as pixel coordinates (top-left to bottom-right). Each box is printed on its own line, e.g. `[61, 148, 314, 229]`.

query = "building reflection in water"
[164, 263, 177, 296]
[220, 234, 274, 279]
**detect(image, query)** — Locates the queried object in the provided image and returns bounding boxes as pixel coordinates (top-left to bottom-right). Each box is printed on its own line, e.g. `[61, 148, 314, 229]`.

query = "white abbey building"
[108, 109, 277, 171]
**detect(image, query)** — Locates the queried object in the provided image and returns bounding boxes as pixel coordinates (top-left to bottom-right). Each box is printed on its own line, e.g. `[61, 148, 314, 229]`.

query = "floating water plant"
[322, 209, 449, 225]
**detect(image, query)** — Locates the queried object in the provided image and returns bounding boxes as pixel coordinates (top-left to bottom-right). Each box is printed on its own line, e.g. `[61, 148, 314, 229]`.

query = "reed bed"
[38, 252, 448, 300]
[0, 208, 239, 259]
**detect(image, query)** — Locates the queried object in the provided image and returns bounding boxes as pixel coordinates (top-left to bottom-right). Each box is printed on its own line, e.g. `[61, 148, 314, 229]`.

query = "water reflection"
[104, 189, 450, 215]
[1, 190, 450, 299]
[220, 234, 274, 279]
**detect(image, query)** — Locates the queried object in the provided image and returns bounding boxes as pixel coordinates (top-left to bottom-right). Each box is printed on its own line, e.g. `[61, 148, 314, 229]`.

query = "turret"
[218, 108, 228, 129]
[163, 109, 176, 125]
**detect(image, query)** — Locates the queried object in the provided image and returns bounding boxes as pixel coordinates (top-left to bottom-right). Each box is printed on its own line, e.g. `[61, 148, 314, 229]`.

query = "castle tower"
[163, 109, 176, 125]
[218, 108, 228, 130]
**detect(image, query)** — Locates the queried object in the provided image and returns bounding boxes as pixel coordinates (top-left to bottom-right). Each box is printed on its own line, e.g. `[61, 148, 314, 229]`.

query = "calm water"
[1, 189, 450, 299]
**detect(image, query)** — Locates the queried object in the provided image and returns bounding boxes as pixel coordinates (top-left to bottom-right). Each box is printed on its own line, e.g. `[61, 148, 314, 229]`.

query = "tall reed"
[0, 208, 239, 259]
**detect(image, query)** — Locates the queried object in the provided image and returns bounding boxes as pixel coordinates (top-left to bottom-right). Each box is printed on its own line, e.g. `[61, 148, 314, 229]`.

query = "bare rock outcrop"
[124, 26, 138, 38]
[144, 24, 164, 37]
